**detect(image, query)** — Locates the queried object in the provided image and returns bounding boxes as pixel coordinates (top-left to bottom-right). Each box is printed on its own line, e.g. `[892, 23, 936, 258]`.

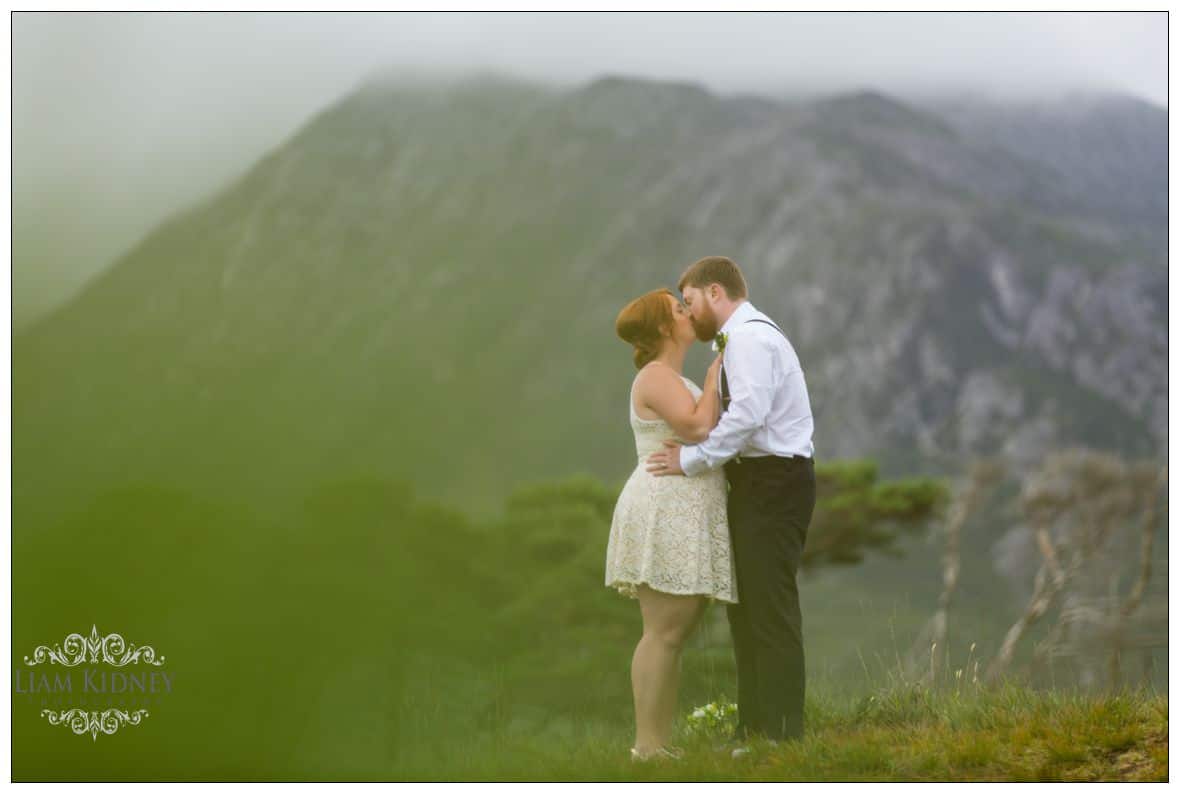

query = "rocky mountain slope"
[15, 74, 1166, 524]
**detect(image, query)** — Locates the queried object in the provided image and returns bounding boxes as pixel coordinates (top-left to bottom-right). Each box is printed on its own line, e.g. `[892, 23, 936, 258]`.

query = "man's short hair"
[677, 256, 748, 300]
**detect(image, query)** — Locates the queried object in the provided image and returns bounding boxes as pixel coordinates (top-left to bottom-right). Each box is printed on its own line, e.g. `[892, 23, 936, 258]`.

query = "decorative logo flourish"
[23, 625, 165, 667]
[40, 708, 150, 741]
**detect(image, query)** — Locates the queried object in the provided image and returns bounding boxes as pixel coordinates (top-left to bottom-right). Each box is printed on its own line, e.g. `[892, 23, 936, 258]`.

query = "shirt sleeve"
[679, 329, 776, 476]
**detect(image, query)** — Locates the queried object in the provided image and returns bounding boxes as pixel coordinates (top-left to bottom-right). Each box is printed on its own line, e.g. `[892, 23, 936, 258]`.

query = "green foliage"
[871, 478, 948, 522]
[13, 475, 505, 779]
[807, 460, 950, 569]
[817, 459, 880, 492]
[12, 462, 1159, 780]
[502, 475, 622, 562]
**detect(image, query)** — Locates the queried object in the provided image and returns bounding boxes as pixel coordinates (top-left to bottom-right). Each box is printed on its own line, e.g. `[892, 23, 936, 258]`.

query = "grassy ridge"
[11, 473, 1166, 781]
[404, 681, 1167, 782]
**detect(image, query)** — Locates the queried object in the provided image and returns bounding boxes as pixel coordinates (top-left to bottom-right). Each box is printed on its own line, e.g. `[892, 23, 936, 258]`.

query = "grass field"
[393, 679, 1167, 782]
[12, 475, 1167, 781]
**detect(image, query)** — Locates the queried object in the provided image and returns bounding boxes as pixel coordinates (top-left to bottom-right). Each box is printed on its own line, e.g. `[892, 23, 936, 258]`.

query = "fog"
[12, 11, 1167, 326]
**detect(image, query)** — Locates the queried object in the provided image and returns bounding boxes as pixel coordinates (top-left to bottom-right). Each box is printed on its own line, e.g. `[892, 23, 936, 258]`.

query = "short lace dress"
[604, 373, 738, 604]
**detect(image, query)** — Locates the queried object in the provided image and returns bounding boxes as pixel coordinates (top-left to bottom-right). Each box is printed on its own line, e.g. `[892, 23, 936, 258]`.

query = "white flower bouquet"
[683, 697, 739, 738]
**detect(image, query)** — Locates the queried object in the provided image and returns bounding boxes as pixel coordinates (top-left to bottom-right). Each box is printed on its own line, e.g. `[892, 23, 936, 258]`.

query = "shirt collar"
[718, 300, 757, 338]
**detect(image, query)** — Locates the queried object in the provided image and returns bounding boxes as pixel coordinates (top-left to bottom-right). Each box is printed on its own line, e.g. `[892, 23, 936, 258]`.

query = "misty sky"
[11, 11, 1168, 326]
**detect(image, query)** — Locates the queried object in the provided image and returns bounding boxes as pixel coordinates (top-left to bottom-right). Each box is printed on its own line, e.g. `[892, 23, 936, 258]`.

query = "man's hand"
[645, 440, 685, 477]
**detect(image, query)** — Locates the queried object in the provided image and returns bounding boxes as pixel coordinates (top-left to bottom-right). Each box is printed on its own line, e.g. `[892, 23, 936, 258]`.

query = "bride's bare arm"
[635, 355, 723, 443]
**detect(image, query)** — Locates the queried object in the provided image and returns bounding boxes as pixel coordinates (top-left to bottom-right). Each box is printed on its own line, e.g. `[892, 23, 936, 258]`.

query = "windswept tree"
[985, 448, 1167, 690]
[904, 458, 1005, 684]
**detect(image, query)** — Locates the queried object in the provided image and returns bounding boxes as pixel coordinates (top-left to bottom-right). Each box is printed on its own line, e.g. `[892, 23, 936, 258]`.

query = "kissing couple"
[604, 255, 817, 762]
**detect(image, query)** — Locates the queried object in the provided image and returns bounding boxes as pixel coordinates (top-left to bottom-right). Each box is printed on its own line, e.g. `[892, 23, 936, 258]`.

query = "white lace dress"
[604, 374, 738, 604]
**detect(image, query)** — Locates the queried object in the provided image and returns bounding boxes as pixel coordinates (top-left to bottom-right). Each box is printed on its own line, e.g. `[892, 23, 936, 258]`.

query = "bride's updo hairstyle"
[615, 288, 676, 370]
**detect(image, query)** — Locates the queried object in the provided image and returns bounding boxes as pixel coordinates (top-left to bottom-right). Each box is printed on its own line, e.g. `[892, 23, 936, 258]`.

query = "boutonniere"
[712, 331, 728, 353]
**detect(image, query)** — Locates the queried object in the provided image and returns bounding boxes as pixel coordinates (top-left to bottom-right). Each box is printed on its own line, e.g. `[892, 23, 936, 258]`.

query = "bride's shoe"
[630, 745, 685, 762]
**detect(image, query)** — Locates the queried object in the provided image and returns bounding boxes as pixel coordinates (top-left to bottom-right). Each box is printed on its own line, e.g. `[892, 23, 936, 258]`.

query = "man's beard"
[692, 310, 719, 341]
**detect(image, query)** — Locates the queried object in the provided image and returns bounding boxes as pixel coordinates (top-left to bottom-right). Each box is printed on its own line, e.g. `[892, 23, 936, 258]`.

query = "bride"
[605, 287, 737, 762]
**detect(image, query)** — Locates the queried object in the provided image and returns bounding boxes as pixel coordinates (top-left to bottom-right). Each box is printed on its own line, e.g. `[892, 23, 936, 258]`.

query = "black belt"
[726, 454, 813, 468]
[741, 453, 810, 460]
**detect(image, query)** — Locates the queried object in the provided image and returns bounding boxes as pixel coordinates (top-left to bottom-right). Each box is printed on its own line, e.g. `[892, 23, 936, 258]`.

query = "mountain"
[913, 91, 1167, 235]
[14, 74, 1166, 527]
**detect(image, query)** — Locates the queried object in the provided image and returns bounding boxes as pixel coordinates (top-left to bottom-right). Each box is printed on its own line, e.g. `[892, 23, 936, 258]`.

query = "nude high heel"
[630, 745, 685, 762]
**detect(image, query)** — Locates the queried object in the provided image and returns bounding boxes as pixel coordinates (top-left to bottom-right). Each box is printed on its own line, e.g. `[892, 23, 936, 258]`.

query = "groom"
[646, 255, 816, 750]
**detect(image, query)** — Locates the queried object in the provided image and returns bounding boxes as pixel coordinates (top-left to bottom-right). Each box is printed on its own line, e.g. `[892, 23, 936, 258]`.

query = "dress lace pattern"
[604, 374, 738, 604]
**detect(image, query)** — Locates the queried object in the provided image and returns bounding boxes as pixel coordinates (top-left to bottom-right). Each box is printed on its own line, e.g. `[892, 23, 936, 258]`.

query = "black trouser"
[724, 454, 816, 742]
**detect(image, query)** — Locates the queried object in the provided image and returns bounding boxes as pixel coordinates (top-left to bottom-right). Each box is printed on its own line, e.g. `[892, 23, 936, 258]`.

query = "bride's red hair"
[615, 288, 675, 370]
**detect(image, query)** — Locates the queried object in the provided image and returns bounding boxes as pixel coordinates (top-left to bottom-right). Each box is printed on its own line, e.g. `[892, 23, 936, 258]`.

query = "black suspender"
[744, 318, 786, 337]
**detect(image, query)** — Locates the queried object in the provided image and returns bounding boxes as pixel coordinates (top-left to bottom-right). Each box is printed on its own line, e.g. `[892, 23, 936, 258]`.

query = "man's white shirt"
[679, 301, 815, 477]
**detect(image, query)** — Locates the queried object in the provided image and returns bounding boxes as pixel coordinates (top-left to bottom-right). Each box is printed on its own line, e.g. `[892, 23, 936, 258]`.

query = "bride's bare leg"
[632, 585, 707, 753]
[657, 597, 708, 737]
